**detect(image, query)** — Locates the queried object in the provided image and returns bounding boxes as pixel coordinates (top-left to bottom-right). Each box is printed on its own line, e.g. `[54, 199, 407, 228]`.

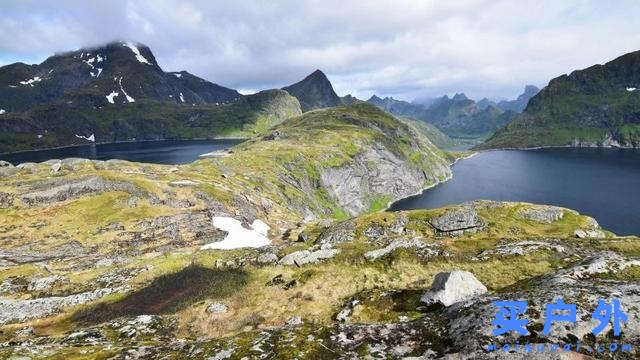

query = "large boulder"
[421, 270, 487, 307]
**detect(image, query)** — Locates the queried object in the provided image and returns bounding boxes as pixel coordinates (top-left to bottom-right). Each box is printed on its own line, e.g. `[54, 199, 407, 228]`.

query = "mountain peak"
[452, 93, 468, 101]
[282, 69, 341, 112]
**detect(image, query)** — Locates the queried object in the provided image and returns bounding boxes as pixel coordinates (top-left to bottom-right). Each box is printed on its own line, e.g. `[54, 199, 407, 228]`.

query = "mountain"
[480, 50, 640, 149]
[367, 95, 426, 119]
[282, 69, 342, 111]
[0, 41, 240, 112]
[0, 41, 301, 153]
[367, 91, 522, 140]
[495, 85, 540, 112]
[419, 93, 517, 138]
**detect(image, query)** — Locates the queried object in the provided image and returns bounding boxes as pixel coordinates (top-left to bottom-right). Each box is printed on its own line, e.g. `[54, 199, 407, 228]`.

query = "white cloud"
[1, 0, 639, 101]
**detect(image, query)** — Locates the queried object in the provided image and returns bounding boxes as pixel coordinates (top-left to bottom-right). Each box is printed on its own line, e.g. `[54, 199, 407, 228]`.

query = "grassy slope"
[480, 51, 640, 149]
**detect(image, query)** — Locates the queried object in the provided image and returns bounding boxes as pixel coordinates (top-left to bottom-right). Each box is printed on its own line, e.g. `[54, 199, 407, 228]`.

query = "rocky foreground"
[0, 104, 638, 359]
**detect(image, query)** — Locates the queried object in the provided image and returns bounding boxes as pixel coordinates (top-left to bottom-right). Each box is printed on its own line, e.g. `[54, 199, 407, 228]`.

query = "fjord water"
[0, 139, 243, 165]
[390, 148, 640, 235]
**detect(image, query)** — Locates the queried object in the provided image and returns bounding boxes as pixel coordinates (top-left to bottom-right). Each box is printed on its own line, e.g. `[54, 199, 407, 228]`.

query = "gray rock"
[364, 239, 426, 261]
[574, 228, 605, 238]
[363, 214, 408, 240]
[518, 205, 566, 223]
[16, 162, 38, 174]
[21, 175, 143, 205]
[0, 160, 13, 167]
[206, 302, 228, 314]
[278, 248, 340, 266]
[0, 287, 121, 325]
[0, 166, 18, 177]
[61, 158, 91, 171]
[27, 275, 68, 292]
[169, 179, 199, 187]
[475, 240, 566, 260]
[318, 220, 355, 245]
[50, 162, 62, 173]
[286, 316, 303, 326]
[429, 208, 485, 235]
[207, 348, 234, 360]
[421, 270, 487, 307]
[256, 252, 278, 264]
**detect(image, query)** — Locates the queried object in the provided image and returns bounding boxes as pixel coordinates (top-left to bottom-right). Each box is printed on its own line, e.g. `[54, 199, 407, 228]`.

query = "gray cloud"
[1, 0, 639, 100]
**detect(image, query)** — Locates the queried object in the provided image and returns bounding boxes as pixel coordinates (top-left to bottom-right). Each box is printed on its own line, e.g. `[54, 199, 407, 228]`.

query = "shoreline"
[474, 144, 640, 152]
[0, 137, 248, 157]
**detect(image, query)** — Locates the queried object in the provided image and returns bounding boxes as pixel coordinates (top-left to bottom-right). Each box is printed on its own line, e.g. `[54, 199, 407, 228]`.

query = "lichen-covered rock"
[20, 175, 144, 205]
[364, 238, 426, 261]
[421, 270, 488, 307]
[574, 229, 605, 238]
[278, 248, 339, 266]
[206, 302, 228, 314]
[429, 208, 485, 236]
[519, 205, 566, 223]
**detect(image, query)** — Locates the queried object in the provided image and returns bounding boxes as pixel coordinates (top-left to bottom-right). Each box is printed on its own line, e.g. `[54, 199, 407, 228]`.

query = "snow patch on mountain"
[173, 73, 182, 78]
[106, 91, 119, 104]
[627, 87, 637, 92]
[122, 42, 151, 65]
[75, 134, 95, 142]
[19, 76, 42, 87]
[118, 77, 135, 103]
[0, 109, 5, 114]
[179, 92, 185, 103]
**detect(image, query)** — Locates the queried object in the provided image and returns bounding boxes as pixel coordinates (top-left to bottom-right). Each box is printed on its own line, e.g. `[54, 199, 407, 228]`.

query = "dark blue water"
[390, 148, 640, 236]
[0, 139, 244, 165]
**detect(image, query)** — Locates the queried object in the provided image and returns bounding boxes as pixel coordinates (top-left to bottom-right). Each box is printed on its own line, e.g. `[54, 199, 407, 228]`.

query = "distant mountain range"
[367, 86, 539, 139]
[0, 41, 301, 153]
[480, 50, 640, 149]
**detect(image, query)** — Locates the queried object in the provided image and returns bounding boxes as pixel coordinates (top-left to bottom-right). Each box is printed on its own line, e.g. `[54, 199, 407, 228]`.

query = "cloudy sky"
[1, 0, 639, 101]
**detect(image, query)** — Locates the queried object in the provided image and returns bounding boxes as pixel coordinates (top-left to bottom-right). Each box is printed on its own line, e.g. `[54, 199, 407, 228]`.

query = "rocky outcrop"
[519, 205, 566, 223]
[319, 144, 447, 216]
[429, 207, 485, 236]
[421, 270, 488, 307]
[0, 287, 122, 325]
[278, 248, 339, 266]
[20, 175, 144, 205]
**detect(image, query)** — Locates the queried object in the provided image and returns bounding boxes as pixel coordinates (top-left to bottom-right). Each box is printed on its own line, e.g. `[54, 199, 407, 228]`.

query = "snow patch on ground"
[106, 91, 119, 104]
[179, 92, 185, 102]
[123, 42, 151, 65]
[201, 217, 271, 250]
[627, 87, 637, 92]
[0, 109, 5, 114]
[173, 73, 182, 78]
[19, 76, 42, 86]
[75, 134, 96, 142]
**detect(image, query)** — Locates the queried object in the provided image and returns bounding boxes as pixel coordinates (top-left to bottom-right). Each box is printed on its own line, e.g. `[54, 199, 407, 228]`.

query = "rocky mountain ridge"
[367, 86, 538, 140]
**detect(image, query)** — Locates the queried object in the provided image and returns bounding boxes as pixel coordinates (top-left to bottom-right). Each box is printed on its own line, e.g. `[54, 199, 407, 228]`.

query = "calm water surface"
[0, 139, 244, 165]
[391, 148, 640, 236]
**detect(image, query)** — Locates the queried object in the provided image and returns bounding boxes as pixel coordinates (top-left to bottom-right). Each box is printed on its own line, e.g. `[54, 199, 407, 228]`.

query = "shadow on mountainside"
[73, 265, 248, 325]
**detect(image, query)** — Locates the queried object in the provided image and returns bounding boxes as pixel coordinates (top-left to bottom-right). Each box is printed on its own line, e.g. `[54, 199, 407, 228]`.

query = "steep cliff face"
[480, 50, 640, 149]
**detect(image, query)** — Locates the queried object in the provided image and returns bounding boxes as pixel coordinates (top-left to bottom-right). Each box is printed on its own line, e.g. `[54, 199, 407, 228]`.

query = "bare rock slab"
[421, 270, 487, 307]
